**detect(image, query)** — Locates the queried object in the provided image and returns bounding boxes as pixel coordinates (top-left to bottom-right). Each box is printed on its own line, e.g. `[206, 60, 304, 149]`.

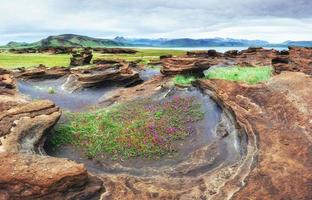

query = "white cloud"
[0, 0, 312, 44]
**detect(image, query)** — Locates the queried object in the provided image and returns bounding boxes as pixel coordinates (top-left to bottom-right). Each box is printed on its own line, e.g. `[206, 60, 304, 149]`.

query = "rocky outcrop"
[93, 47, 137, 54]
[63, 62, 142, 92]
[161, 47, 278, 75]
[0, 68, 104, 199]
[70, 49, 93, 66]
[161, 57, 217, 75]
[14, 65, 70, 80]
[38, 47, 74, 54]
[273, 47, 312, 75]
[196, 72, 312, 199]
[9, 48, 37, 54]
[0, 152, 103, 200]
[187, 50, 223, 58]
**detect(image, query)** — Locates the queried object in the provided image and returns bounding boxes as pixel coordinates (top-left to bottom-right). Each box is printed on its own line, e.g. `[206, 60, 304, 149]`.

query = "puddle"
[17, 78, 117, 112]
[45, 87, 245, 176]
[139, 68, 161, 81]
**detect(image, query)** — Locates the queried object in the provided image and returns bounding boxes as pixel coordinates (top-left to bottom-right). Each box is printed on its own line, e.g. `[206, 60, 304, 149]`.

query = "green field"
[205, 66, 273, 84]
[0, 48, 185, 69]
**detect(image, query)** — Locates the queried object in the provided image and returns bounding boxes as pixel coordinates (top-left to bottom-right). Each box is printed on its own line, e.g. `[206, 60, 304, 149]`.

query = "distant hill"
[114, 37, 270, 47]
[281, 41, 312, 47]
[2, 34, 123, 48]
[2, 34, 312, 48]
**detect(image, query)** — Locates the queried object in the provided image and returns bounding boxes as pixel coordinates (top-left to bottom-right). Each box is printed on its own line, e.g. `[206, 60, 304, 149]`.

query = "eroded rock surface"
[273, 46, 312, 75]
[0, 69, 104, 200]
[14, 65, 70, 80]
[70, 49, 93, 66]
[63, 61, 142, 92]
[196, 72, 312, 199]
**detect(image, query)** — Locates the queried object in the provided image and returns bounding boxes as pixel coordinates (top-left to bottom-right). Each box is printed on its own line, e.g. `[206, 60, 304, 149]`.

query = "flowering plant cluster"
[52, 96, 204, 159]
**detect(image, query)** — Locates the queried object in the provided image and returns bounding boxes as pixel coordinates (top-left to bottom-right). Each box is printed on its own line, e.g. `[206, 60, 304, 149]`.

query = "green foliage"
[51, 96, 204, 159]
[174, 75, 196, 85]
[205, 66, 273, 84]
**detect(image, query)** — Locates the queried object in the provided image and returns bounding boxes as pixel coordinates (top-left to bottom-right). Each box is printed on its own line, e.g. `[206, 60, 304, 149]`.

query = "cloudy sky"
[1, 0, 312, 44]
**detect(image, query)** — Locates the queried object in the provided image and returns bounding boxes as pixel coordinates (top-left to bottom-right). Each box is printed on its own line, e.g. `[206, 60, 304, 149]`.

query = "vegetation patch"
[0, 48, 185, 68]
[51, 96, 204, 159]
[205, 66, 272, 84]
[174, 75, 196, 86]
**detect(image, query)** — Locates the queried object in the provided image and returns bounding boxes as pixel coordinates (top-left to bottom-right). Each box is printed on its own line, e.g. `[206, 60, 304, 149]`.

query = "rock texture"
[70, 49, 93, 66]
[14, 65, 70, 80]
[161, 57, 216, 75]
[196, 72, 312, 200]
[273, 46, 312, 75]
[63, 61, 142, 92]
[0, 68, 104, 200]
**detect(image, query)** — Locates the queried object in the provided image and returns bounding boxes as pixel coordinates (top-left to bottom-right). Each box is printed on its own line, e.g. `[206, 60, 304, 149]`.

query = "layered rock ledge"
[196, 71, 312, 199]
[0, 69, 104, 200]
[161, 47, 312, 76]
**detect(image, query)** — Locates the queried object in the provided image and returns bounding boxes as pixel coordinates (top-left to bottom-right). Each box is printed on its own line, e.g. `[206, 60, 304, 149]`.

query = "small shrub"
[174, 75, 196, 85]
[48, 87, 55, 94]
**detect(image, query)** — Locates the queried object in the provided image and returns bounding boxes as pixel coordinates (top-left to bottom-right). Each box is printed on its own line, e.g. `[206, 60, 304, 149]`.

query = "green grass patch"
[173, 75, 196, 86]
[51, 96, 204, 159]
[0, 48, 185, 69]
[205, 66, 273, 84]
[0, 53, 71, 68]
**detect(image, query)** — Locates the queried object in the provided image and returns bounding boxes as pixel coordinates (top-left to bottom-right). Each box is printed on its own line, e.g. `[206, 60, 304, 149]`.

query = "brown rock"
[161, 57, 216, 75]
[70, 49, 93, 66]
[93, 47, 137, 54]
[0, 152, 103, 200]
[63, 63, 142, 91]
[196, 72, 312, 200]
[0, 71, 104, 199]
[14, 65, 70, 80]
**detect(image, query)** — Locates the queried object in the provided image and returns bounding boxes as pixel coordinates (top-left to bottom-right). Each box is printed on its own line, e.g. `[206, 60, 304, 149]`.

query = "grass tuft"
[50, 96, 204, 159]
[174, 75, 196, 86]
[204, 66, 272, 84]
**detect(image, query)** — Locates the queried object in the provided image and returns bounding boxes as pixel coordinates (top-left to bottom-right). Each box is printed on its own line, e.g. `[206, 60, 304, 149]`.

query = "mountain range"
[2, 34, 312, 48]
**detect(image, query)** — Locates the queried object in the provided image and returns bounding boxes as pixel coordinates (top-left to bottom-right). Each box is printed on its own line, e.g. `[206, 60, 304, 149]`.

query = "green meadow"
[0, 48, 186, 69]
